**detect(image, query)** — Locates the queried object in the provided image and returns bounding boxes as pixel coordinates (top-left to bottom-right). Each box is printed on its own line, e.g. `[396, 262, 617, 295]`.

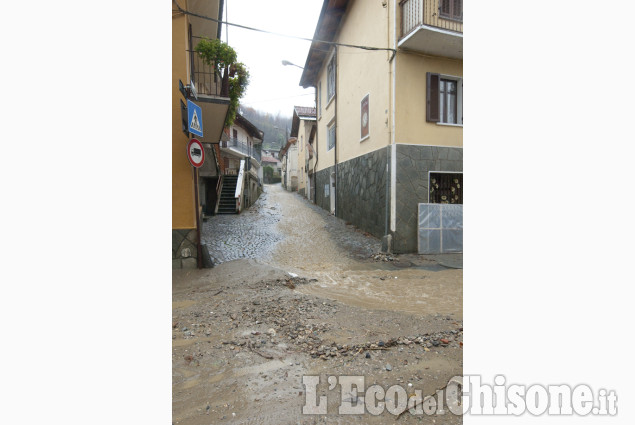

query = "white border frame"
[437, 74, 463, 126]
[360, 92, 370, 142]
[326, 117, 336, 152]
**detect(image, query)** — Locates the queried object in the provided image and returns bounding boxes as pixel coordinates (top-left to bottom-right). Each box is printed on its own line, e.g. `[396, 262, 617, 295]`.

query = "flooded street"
[206, 183, 463, 318]
[174, 184, 463, 424]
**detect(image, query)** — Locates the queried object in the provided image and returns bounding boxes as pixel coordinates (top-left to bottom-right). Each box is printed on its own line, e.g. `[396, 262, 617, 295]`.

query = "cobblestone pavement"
[201, 184, 380, 267]
[200, 189, 284, 265]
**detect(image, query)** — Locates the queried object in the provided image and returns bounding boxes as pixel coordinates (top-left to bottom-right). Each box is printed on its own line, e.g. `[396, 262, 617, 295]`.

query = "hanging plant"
[194, 38, 249, 127]
[194, 38, 237, 76]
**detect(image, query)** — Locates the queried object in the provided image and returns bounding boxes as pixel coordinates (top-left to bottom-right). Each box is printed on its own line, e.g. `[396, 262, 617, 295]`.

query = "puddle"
[172, 300, 197, 309]
[297, 268, 463, 319]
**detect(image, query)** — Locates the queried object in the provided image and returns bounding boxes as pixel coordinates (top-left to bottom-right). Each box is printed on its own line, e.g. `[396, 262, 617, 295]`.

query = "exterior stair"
[217, 175, 238, 214]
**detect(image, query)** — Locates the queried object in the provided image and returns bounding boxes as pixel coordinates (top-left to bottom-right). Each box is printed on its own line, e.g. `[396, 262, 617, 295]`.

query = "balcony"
[399, 0, 463, 59]
[192, 51, 227, 98]
[183, 41, 231, 148]
[221, 138, 261, 164]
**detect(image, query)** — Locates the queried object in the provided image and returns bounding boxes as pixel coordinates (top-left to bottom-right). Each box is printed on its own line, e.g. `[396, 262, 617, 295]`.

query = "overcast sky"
[221, 0, 324, 117]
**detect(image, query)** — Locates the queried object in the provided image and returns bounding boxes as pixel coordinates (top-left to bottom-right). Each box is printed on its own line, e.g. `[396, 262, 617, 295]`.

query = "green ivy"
[194, 38, 249, 127]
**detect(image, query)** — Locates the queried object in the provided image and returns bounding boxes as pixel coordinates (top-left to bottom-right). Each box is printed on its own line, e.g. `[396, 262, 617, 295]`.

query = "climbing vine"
[194, 38, 249, 127]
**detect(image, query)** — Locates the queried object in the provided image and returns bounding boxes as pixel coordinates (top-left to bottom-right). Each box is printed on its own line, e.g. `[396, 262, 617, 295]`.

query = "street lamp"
[281, 60, 304, 70]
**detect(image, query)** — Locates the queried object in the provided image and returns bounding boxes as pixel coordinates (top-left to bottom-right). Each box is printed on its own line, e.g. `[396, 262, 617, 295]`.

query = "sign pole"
[193, 164, 202, 269]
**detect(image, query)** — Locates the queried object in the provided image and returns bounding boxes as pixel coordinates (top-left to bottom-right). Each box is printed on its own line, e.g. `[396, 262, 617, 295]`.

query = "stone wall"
[315, 166, 333, 212]
[335, 148, 389, 239]
[393, 145, 463, 253]
[172, 229, 198, 269]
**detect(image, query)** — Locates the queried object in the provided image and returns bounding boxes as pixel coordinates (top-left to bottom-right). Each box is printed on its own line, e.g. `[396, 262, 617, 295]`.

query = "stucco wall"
[172, 13, 196, 230]
[395, 53, 463, 148]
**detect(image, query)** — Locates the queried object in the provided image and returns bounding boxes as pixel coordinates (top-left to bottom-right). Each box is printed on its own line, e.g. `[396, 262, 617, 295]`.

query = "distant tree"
[263, 165, 274, 183]
[239, 106, 292, 150]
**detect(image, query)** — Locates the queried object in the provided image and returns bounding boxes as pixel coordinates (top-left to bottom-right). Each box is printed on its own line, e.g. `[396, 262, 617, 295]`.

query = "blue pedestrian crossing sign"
[187, 99, 203, 137]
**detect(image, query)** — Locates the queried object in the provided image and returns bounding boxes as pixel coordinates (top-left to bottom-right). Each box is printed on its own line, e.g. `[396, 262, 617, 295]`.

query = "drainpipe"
[390, 0, 397, 234]
[313, 90, 319, 205]
[334, 45, 339, 216]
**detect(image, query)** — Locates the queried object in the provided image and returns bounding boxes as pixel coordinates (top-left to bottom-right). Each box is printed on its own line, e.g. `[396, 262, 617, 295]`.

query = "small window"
[439, 0, 462, 21]
[327, 121, 336, 151]
[430, 173, 462, 204]
[427, 73, 462, 125]
[327, 52, 336, 102]
[318, 82, 322, 116]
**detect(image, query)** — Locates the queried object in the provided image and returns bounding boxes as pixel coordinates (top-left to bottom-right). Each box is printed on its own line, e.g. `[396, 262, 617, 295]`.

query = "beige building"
[289, 106, 317, 199]
[217, 114, 264, 214]
[279, 137, 299, 191]
[299, 0, 462, 253]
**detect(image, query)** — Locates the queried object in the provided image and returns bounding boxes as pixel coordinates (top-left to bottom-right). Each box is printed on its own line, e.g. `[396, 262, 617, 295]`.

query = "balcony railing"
[400, 0, 463, 38]
[190, 49, 227, 98]
[221, 138, 261, 163]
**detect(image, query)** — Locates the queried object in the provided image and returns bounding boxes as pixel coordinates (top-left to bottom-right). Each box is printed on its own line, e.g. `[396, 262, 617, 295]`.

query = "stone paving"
[200, 189, 284, 265]
[201, 184, 382, 267]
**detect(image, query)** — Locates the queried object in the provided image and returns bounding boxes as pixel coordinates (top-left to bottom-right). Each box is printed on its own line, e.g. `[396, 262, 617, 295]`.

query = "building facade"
[289, 106, 317, 199]
[172, 0, 231, 268]
[300, 0, 462, 253]
[219, 113, 264, 213]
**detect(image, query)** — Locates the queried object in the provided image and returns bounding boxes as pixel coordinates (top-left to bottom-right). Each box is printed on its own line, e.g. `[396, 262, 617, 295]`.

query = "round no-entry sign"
[187, 138, 205, 168]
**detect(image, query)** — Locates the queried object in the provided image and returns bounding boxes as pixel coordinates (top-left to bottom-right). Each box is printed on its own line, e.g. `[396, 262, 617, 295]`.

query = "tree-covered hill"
[239, 106, 292, 151]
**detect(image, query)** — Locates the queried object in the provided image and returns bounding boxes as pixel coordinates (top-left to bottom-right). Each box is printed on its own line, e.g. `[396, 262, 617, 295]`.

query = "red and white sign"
[187, 138, 205, 168]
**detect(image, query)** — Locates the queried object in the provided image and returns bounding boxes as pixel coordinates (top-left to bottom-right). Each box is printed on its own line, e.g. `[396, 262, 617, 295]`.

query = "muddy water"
[266, 185, 463, 319]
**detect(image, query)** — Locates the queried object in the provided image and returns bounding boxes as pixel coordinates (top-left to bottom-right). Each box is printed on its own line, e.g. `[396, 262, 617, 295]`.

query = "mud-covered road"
[174, 184, 463, 424]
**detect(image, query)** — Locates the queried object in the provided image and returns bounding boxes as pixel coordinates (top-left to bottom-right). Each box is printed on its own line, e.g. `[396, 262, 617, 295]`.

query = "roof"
[299, 0, 351, 88]
[290, 106, 317, 138]
[278, 137, 298, 160]
[261, 155, 280, 164]
[234, 113, 264, 141]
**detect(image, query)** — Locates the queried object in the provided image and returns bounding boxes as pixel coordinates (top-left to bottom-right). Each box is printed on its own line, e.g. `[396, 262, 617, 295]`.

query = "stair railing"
[235, 160, 245, 213]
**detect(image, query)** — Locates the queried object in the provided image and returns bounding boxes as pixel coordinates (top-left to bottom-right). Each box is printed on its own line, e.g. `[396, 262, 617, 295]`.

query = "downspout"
[390, 0, 397, 234]
[313, 110, 319, 204]
[334, 45, 339, 216]
[385, 0, 391, 237]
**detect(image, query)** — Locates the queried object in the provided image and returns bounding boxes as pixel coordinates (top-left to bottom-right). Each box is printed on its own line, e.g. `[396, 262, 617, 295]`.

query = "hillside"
[239, 106, 292, 151]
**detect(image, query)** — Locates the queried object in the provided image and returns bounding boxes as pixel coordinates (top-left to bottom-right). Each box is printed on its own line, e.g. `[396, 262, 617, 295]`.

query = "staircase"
[218, 175, 238, 214]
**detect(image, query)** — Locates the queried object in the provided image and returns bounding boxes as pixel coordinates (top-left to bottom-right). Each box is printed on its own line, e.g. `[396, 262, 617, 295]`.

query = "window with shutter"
[327, 121, 336, 151]
[427, 72, 463, 125]
[327, 52, 336, 102]
[440, 0, 462, 21]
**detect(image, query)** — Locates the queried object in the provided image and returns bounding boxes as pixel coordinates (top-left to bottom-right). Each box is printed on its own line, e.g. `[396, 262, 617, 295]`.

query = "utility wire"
[172, 0, 396, 55]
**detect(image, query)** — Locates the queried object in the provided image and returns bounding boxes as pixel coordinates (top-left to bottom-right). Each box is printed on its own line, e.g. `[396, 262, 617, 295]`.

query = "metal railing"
[220, 138, 261, 164]
[400, 0, 463, 38]
[191, 52, 226, 97]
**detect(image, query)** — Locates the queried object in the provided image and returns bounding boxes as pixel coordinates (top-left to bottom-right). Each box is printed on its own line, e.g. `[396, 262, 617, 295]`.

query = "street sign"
[187, 99, 203, 137]
[187, 138, 205, 168]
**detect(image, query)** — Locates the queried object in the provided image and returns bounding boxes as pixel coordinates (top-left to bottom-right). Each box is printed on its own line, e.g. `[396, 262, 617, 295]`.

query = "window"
[327, 121, 336, 151]
[426, 73, 463, 125]
[440, 79, 457, 124]
[430, 173, 462, 204]
[439, 0, 462, 21]
[318, 82, 322, 117]
[327, 52, 336, 102]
